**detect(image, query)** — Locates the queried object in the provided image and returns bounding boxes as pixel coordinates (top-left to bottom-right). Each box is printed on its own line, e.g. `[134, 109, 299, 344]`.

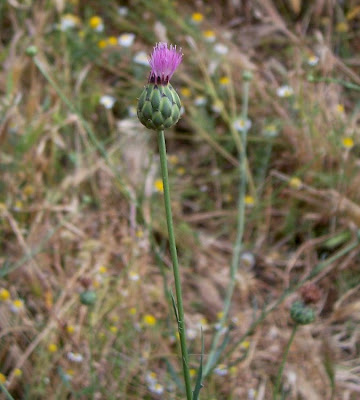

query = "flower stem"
[273, 324, 298, 400]
[157, 130, 192, 400]
[204, 77, 251, 377]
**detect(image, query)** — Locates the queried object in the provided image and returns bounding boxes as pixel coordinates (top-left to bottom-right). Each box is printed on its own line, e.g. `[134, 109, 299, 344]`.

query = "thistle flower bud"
[137, 42, 183, 131]
[290, 300, 315, 325]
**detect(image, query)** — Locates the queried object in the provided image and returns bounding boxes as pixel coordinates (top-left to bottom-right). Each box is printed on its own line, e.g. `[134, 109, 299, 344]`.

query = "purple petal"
[148, 42, 182, 84]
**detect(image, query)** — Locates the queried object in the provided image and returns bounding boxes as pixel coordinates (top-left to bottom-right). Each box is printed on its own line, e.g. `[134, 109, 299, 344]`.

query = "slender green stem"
[204, 78, 251, 377]
[0, 383, 15, 400]
[157, 130, 192, 400]
[273, 324, 298, 400]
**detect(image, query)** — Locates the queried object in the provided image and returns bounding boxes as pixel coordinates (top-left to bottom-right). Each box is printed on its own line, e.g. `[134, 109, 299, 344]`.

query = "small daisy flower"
[263, 124, 278, 138]
[213, 43, 229, 55]
[60, 14, 81, 31]
[233, 117, 252, 132]
[129, 271, 140, 282]
[47, 343, 58, 353]
[63, 369, 74, 382]
[342, 137, 354, 149]
[214, 364, 228, 376]
[143, 314, 157, 326]
[307, 55, 319, 66]
[99, 95, 116, 109]
[191, 12, 204, 24]
[240, 252, 256, 269]
[117, 6, 129, 16]
[89, 16, 104, 32]
[203, 30, 216, 43]
[186, 328, 198, 340]
[154, 179, 164, 193]
[145, 372, 158, 385]
[211, 100, 223, 113]
[289, 177, 302, 189]
[10, 299, 24, 313]
[67, 352, 84, 363]
[133, 51, 149, 66]
[219, 76, 230, 86]
[149, 382, 164, 395]
[245, 195, 255, 206]
[118, 33, 136, 47]
[194, 96, 207, 106]
[336, 104, 345, 114]
[0, 288, 10, 301]
[277, 85, 294, 98]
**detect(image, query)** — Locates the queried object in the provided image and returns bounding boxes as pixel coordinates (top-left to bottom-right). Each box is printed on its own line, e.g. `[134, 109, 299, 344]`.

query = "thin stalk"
[273, 324, 298, 400]
[157, 130, 192, 400]
[0, 383, 15, 400]
[204, 78, 251, 377]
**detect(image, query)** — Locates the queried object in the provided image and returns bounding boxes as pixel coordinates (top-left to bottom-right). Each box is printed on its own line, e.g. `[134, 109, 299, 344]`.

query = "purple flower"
[148, 42, 182, 85]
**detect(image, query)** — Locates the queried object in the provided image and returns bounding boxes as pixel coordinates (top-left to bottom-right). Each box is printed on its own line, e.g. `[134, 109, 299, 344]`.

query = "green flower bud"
[80, 290, 97, 306]
[290, 301, 315, 325]
[137, 83, 181, 130]
[26, 46, 38, 57]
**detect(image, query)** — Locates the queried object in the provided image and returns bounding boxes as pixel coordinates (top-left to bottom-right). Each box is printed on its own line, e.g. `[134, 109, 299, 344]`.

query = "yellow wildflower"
[0, 373, 6, 384]
[180, 87, 191, 98]
[10, 299, 24, 313]
[189, 369, 197, 377]
[335, 22, 349, 33]
[135, 229, 144, 238]
[129, 307, 137, 315]
[289, 177, 302, 189]
[342, 137, 354, 149]
[245, 195, 255, 206]
[336, 104, 345, 113]
[216, 311, 224, 320]
[168, 154, 179, 165]
[47, 343, 58, 353]
[241, 340, 250, 349]
[14, 368, 22, 377]
[66, 325, 75, 334]
[23, 184, 35, 197]
[176, 167, 186, 176]
[143, 314, 157, 326]
[107, 36, 118, 46]
[98, 39, 107, 49]
[109, 326, 118, 334]
[0, 289, 10, 301]
[89, 16, 103, 31]
[219, 76, 230, 86]
[98, 266, 107, 274]
[154, 179, 164, 193]
[191, 12, 204, 23]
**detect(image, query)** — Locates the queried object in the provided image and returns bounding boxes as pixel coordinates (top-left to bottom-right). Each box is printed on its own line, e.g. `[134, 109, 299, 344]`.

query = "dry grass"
[1, 0, 360, 399]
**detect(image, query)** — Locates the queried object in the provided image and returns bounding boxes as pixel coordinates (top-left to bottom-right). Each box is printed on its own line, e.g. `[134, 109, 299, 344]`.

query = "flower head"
[148, 42, 183, 85]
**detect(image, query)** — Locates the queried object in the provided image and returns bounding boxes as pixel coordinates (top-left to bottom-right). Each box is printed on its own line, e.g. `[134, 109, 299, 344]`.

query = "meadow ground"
[0, 1, 360, 399]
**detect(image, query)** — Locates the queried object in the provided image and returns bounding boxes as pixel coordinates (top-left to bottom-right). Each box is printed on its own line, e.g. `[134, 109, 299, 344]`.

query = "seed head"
[148, 42, 183, 85]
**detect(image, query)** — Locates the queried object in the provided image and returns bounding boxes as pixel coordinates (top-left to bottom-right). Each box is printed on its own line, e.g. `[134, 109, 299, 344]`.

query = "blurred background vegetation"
[0, 0, 360, 399]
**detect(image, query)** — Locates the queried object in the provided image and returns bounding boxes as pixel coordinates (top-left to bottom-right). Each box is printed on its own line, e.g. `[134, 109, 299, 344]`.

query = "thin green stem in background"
[203, 76, 251, 377]
[157, 130, 192, 400]
[0, 383, 15, 400]
[273, 324, 298, 400]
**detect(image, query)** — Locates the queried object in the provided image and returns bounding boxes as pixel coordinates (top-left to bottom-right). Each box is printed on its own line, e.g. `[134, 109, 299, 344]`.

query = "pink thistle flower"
[148, 42, 182, 85]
